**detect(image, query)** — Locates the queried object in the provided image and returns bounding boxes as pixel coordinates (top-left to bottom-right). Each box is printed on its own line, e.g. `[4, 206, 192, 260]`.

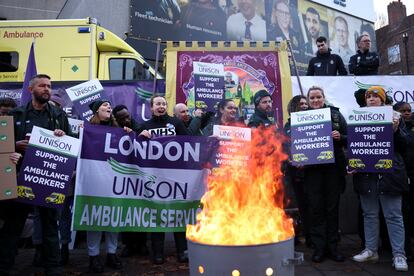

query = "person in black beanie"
[248, 89, 274, 128]
[86, 99, 130, 273]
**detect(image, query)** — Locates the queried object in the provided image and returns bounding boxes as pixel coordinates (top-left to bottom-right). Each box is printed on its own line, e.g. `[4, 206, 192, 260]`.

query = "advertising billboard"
[130, 0, 376, 75]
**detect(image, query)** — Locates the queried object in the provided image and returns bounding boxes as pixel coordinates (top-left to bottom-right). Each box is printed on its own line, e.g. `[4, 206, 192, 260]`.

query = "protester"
[113, 104, 141, 132]
[283, 95, 311, 247]
[304, 86, 347, 263]
[86, 99, 125, 272]
[306, 36, 347, 76]
[248, 90, 274, 128]
[139, 95, 189, 264]
[352, 86, 409, 272]
[0, 74, 71, 275]
[31, 90, 73, 267]
[393, 101, 414, 262]
[203, 99, 242, 135]
[0, 97, 17, 115]
[112, 104, 149, 258]
[349, 34, 379, 75]
[173, 103, 211, 135]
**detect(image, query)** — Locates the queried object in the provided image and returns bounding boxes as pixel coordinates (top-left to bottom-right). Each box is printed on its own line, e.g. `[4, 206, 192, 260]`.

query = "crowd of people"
[0, 30, 412, 275]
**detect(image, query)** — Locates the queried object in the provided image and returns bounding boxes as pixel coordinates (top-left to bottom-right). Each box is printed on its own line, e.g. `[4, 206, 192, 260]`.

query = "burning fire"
[187, 127, 294, 245]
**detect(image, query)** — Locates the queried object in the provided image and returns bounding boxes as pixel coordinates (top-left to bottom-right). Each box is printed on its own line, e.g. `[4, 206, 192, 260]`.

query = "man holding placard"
[0, 74, 72, 275]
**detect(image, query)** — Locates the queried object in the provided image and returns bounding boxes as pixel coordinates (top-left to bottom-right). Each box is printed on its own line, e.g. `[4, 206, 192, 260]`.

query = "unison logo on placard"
[38, 129, 72, 154]
[348, 110, 385, 122]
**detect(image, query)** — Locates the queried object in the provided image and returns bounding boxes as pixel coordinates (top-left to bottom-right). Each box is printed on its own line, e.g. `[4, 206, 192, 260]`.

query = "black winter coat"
[348, 50, 379, 75]
[306, 49, 348, 76]
[11, 102, 72, 142]
[248, 109, 274, 128]
[139, 114, 188, 136]
[353, 121, 409, 195]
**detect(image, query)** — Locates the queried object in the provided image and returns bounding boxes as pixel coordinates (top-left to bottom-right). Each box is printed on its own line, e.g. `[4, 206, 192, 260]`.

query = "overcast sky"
[373, 0, 414, 17]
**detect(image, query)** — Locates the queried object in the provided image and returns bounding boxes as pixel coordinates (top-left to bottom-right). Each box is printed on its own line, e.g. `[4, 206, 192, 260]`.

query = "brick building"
[376, 0, 414, 75]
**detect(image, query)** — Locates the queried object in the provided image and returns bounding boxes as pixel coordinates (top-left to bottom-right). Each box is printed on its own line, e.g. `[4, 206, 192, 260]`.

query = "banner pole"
[152, 38, 161, 94]
[287, 40, 304, 96]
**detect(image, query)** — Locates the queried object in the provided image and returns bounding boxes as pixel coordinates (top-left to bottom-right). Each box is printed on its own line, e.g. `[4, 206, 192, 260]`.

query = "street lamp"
[402, 32, 409, 74]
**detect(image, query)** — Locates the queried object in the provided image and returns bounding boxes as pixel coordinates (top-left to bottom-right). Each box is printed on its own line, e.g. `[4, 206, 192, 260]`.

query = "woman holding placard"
[304, 86, 347, 263]
[203, 99, 242, 136]
[352, 86, 409, 272]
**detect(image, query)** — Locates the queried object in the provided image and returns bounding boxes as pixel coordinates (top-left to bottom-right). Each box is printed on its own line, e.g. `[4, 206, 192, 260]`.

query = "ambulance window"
[109, 59, 123, 80]
[109, 58, 152, 80]
[0, 52, 18, 72]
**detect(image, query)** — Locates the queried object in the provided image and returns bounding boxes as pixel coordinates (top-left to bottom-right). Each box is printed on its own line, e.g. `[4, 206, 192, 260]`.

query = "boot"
[32, 244, 43, 267]
[151, 233, 165, 264]
[89, 255, 104, 273]
[106, 253, 122, 269]
[60, 243, 69, 265]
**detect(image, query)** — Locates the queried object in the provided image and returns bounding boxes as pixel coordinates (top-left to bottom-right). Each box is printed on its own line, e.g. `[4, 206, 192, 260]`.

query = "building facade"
[376, 1, 414, 75]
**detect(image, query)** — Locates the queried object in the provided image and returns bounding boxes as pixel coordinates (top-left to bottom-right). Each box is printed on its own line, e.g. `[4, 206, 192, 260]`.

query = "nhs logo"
[334, 0, 346, 7]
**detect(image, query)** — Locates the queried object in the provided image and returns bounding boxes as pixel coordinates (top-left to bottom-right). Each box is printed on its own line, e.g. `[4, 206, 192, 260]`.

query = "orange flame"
[187, 126, 294, 245]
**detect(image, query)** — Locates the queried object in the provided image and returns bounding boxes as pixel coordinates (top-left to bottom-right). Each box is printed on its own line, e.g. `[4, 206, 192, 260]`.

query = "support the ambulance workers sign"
[290, 108, 334, 166]
[73, 124, 216, 232]
[347, 106, 394, 173]
[17, 126, 80, 208]
[65, 79, 105, 121]
[193, 61, 225, 112]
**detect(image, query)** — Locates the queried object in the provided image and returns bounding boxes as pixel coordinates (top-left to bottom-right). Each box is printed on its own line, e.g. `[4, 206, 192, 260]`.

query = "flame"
[187, 126, 294, 245]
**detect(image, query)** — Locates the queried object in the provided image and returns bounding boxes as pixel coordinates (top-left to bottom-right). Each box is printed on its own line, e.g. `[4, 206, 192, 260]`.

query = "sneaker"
[352, 249, 379, 263]
[393, 255, 408, 272]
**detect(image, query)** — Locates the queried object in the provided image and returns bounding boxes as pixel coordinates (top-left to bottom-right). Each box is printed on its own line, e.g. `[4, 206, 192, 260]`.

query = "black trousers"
[151, 232, 187, 257]
[304, 165, 342, 254]
[122, 232, 147, 248]
[0, 201, 61, 276]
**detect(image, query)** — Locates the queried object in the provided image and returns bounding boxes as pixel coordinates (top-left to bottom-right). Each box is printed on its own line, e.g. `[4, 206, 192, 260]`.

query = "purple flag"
[20, 42, 37, 105]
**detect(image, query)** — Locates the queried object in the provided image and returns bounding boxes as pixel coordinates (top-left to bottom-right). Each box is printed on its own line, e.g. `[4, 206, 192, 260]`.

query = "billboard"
[130, 0, 376, 75]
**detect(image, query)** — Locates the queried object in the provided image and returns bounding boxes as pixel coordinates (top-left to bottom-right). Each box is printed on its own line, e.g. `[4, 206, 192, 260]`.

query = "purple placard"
[290, 120, 335, 166]
[70, 91, 106, 121]
[194, 74, 224, 112]
[176, 51, 283, 125]
[16, 145, 77, 208]
[347, 124, 394, 173]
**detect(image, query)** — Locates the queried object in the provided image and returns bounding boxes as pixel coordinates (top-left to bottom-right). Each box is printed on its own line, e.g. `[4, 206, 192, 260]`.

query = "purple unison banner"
[80, 124, 218, 170]
[0, 80, 164, 124]
[193, 62, 224, 112]
[290, 108, 334, 166]
[16, 126, 80, 208]
[176, 51, 283, 124]
[347, 106, 394, 173]
[73, 124, 218, 232]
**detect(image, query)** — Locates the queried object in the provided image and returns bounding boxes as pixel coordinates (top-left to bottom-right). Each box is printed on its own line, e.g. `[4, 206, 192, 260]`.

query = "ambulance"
[0, 18, 156, 82]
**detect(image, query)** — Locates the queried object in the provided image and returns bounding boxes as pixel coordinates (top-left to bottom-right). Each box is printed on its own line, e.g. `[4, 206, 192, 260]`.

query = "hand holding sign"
[54, 129, 65, 137]
[332, 130, 341, 141]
